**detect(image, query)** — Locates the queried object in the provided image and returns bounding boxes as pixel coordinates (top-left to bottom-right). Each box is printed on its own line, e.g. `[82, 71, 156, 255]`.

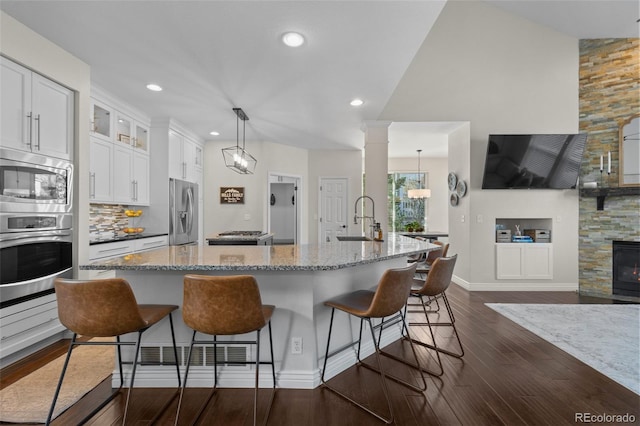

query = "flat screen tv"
[481, 134, 588, 189]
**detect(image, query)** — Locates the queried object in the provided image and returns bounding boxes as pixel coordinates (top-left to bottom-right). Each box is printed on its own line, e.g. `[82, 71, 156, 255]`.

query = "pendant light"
[408, 149, 431, 199]
[221, 107, 257, 174]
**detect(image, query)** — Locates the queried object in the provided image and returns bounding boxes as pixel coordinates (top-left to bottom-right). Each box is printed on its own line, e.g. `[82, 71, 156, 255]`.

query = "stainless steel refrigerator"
[169, 178, 198, 245]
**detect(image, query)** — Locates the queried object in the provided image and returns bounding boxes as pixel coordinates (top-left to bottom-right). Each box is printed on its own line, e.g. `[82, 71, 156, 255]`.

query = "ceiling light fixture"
[146, 83, 163, 92]
[350, 98, 364, 107]
[282, 32, 305, 47]
[221, 108, 257, 174]
[408, 149, 431, 199]
[210, 131, 220, 136]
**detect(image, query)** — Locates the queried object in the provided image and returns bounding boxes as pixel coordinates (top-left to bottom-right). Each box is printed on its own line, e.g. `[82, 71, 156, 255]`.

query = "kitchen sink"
[336, 236, 371, 241]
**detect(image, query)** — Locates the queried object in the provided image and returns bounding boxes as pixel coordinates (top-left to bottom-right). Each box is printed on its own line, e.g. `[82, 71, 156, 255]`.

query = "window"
[387, 172, 427, 232]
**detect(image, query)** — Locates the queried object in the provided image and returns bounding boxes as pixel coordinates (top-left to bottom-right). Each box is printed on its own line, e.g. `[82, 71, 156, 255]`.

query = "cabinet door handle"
[90, 172, 96, 198]
[34, 114, 41, 150]
[26, 112, 33, 149]
[183, 162, 187, 179]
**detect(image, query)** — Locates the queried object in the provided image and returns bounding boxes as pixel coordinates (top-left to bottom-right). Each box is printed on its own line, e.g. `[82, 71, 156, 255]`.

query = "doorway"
[268, 174, 300, 244]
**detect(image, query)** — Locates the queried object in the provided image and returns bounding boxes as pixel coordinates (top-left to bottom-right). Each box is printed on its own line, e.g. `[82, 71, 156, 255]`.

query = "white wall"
[388, 156, 449, 232]
[0, 11, 91, 276]
[381, 1, 580, 289]
[203, 140, 309, 241]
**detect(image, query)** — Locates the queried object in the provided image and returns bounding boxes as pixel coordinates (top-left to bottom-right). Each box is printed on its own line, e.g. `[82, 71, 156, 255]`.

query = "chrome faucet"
[354, 195, 376, 238]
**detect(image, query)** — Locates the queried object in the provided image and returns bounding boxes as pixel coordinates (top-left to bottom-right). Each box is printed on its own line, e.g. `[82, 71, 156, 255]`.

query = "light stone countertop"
[80, 233, 436, 271]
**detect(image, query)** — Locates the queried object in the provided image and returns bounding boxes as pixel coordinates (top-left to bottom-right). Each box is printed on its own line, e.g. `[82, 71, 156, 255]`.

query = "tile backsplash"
[89, 204, 131, 241]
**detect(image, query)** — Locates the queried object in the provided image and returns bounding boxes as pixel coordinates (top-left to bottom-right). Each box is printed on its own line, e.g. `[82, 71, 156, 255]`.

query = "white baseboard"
[452, 275, 578, 292]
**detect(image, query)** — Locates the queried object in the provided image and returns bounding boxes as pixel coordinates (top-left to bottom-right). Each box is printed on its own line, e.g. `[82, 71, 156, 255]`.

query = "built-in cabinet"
[87, 235, 168, 279]
[169, 129, 202, 182]
[495, 218, 553, 280]
[0, 57, 74, 160]
[496, 243, 553, 279]
[0, 293, 64, 363]
[89, 89, 150, 205]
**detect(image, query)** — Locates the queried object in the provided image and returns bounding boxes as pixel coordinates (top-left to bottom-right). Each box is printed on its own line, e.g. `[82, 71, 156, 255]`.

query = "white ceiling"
[1, 1, 637, 159]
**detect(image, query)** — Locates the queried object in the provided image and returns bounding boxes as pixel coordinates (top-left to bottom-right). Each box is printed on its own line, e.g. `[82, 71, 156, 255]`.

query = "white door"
[31, 73, 73, 159]
[89, 137, 113, 202]
[1, 58, 31, 152]
[319, 178, 348, 243]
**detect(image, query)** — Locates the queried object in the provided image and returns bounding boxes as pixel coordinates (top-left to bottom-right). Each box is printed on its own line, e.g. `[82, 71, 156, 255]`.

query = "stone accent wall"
[579, 38, 640, 298]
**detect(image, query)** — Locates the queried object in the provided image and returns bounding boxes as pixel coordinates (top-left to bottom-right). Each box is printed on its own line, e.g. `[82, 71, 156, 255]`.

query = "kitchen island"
[80, 234, 437, 389]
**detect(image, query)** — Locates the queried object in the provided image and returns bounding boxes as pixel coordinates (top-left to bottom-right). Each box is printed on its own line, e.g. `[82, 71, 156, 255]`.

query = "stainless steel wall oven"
[0, 213, 73, 308]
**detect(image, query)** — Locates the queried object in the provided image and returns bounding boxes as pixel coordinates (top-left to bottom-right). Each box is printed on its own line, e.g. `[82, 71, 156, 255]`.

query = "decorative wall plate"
[448, 172, 458, 191]
[450, 193, 459, 206]
[456, 180, 467, 197]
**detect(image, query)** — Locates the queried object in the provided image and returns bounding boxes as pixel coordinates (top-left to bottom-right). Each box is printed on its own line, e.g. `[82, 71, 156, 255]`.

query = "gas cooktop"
[217, 231, 266, 236]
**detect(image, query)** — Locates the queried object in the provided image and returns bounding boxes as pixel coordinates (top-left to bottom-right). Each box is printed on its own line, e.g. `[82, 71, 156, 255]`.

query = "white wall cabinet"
[0, 293, 64, 362]
[496, 243, 553, 279]
[1, 57, 73, 160]
[89, 137, 114, 202]
[89, 91, 151, 205]
[169, 129, 202, 183]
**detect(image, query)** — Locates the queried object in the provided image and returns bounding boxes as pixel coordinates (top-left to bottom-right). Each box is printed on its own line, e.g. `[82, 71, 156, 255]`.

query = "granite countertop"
[81, 233, 436, 272]
[89, 233, 169, 245]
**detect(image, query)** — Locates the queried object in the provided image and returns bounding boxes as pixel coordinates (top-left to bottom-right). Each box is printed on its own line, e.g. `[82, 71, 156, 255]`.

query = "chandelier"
[407, 149, 431, 199]
[221, 107, 257, 174]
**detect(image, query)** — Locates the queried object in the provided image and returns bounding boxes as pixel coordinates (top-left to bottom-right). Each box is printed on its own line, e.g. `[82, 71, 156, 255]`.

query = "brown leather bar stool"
[175, 274, 276, 426]
[320, 263, 426, 425]
[47, 278, 181, 426]
[405, 255, 463, 376]
[415, 240, 449, 275]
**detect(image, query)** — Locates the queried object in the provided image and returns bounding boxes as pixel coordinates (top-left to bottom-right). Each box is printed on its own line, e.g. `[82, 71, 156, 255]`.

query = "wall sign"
[220, 187, 245, 204]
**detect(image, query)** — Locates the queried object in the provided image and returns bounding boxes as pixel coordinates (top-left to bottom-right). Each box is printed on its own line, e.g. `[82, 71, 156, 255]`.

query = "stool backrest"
[54, 278, 146, 337]
[416, 254, 457, 297]
[366, 263, 417, 318]
[425, 241, 450, 265]
[183, 274, 266, 335]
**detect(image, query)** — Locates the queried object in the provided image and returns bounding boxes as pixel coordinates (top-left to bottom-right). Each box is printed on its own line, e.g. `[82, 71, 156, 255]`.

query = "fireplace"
[613, 241, 640, 298]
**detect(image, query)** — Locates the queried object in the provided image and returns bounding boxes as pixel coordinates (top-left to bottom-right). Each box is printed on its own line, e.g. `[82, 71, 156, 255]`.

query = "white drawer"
[134, 235, 168, 252]
[89, 240, 135, 260]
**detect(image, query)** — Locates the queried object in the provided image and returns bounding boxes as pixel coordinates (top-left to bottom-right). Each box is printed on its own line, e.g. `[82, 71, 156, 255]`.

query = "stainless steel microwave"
[0, 149, 73, 213]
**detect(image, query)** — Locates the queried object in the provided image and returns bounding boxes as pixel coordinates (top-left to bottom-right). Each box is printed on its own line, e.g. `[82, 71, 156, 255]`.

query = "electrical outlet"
[291, 337, 302, 354]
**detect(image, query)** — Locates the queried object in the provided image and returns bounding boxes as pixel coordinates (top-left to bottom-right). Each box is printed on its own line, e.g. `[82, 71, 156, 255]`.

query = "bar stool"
[175, 274, 276, 426]
[415, 240, 449, 275]
[406, 255, 463, 376]
[320, 263, 426, 425]
[47, 278, 181, 426]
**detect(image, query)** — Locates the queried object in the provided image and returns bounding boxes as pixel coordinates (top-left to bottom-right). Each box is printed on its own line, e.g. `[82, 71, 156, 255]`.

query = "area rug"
[0, 339, 115, 423]
[485, 303, 639, 395]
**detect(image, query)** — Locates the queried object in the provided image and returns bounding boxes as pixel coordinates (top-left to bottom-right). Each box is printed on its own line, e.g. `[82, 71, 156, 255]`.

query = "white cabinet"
[89, 137, 113, 202]
[1, 57, 73, 160]
[89, 240, 135, 260]
[89, 92, 151, 205]
[0, 293, 64, 360]
[112, 145, 149, 205]
[496, 243, 553, 279]
[169, 129, 202, 182]
[134, 235, 168, 252]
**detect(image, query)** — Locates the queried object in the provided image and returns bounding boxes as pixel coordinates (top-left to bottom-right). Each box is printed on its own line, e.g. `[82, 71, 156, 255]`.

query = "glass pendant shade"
[408, 188, 431, 199]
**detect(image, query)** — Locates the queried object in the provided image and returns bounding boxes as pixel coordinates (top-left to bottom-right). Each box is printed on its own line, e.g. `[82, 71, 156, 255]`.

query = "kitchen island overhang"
[80, 234, 437, 389]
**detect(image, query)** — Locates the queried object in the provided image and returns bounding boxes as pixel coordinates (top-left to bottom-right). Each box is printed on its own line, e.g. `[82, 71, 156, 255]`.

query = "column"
[362, 121, 390, 236]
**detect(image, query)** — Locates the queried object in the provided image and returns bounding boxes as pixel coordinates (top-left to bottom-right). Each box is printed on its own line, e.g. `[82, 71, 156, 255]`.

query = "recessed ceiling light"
[350, 99, 364, 107]
[146, 83, 163, 92]
[282, 32, 305, 47]
[210, 131, 220, 136]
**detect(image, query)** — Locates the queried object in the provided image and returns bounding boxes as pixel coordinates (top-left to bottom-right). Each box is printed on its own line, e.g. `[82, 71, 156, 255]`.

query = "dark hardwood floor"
[1, 285, 638, 425]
